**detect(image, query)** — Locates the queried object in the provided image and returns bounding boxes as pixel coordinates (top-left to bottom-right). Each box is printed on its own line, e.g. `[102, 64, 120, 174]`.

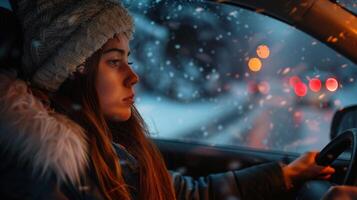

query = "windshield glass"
[124, 0, 357, 153]
[336, 0, 357, 15]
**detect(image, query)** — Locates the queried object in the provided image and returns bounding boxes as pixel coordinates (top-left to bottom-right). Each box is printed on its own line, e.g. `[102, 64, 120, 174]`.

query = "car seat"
[0, 5, 22, 71]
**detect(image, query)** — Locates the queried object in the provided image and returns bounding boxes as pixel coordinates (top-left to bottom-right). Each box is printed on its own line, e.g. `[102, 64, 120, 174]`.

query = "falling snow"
[122, 0, 357, 153]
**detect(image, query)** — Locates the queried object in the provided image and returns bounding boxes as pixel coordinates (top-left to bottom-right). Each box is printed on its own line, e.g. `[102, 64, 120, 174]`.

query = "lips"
[123, 94, 135, 104]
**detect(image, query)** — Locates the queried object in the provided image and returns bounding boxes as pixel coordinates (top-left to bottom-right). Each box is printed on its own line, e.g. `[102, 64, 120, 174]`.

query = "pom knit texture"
[13, 0, 134, 91]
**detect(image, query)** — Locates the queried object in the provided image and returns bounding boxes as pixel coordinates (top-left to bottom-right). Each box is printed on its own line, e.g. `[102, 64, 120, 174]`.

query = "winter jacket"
[0, 72, 288, 200]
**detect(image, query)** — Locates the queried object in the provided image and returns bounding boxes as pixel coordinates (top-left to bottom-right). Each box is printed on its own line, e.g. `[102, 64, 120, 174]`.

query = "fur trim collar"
[0, 72, 88, 185]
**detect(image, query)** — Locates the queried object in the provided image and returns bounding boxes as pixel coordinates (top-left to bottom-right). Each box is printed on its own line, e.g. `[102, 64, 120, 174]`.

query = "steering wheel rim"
[315, 129, 357, 185]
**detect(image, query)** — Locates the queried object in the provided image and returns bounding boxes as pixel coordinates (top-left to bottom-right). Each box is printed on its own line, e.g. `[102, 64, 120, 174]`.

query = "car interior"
[1, 0, 356, 199]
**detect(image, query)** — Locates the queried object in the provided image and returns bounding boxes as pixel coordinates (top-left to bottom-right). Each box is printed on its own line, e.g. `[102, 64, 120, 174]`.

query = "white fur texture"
[0, 73, 89, 185]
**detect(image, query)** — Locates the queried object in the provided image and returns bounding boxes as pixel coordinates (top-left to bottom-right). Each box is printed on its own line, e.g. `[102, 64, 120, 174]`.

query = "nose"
[124, 66, 139, 87]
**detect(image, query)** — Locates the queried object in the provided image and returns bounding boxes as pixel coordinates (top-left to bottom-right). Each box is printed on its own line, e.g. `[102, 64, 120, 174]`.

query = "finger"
[306, 151, 319, 159]
[309, 163, 329, 173]
[320, 166, 335, 174]
[317, 174, 332, 180]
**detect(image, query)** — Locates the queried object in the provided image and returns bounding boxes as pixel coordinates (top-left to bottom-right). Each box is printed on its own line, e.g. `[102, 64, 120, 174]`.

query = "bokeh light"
[294, 82, 307, 97]
[309, 78, 322, 92]
[256, 45, 270, 59]
[289, 76, 301, 87]
[247, 81, 258, 94]
[294, 111, 303, 124]
[258, 81, 270, 94]
[326, 78, 338, 92]
[248, 58, 262, 72]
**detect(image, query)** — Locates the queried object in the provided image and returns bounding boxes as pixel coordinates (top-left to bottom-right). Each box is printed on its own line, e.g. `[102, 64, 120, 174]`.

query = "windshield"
[123, 0, 357, 153]
[336, 0, 357, 15]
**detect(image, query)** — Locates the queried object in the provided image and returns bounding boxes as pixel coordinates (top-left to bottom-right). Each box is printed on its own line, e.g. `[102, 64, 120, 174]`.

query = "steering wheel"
[297, 129, 357, 200]
[316, 129, 357, 185]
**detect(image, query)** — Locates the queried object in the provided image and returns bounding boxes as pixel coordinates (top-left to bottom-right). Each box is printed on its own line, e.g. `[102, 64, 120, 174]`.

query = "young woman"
[0, 0, 335, 199]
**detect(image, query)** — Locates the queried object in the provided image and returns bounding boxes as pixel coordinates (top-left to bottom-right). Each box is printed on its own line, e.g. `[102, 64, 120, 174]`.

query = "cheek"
[96, 65, 124, 111]
[97, 77, 118, 107]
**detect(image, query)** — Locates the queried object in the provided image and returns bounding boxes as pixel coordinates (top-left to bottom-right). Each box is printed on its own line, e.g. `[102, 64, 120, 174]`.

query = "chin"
[109, 112, 132, 122]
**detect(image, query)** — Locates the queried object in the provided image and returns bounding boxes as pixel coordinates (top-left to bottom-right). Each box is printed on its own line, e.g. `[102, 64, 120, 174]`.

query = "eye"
[108, 59, 121, 67]
[128, 62, 134, 65]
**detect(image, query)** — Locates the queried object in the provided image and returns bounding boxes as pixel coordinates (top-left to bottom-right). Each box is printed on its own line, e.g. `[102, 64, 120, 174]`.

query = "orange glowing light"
[326, 78, 338, 92]
[309, 78, 322, 92]
[294, 82, 307, 97]
[248, 58, 262, 72]
[256, 45, 270, 59]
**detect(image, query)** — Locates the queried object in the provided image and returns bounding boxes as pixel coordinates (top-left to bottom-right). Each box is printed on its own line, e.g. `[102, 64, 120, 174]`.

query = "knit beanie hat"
[11, 0, 134, 92]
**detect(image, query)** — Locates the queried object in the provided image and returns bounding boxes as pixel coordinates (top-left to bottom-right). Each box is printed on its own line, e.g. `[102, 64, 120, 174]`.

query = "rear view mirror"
[330, 105, 357, 140]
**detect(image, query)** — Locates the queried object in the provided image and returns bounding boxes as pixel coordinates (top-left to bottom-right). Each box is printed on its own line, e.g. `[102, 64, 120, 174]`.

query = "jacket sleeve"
[170, 162, 288, 200]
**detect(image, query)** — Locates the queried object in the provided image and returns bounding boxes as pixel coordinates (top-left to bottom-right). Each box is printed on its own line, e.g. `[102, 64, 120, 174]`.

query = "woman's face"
[96, 33, 139, 121]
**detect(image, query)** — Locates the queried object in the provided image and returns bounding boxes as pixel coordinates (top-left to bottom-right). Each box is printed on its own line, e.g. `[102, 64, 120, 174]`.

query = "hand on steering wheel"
[315, 129, 357, 185]
[297, 129, 357, 200]
[282, 152, 335, 189]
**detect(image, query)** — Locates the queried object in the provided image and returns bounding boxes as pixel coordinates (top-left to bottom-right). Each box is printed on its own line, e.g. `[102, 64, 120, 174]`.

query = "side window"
[337, 0, 357, 14]
[124, 1, 357, 153]
[0, 0, 11, 10]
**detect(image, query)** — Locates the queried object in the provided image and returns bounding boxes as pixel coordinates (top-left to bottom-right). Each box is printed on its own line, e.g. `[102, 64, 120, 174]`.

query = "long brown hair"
[51, 48, 176, 200]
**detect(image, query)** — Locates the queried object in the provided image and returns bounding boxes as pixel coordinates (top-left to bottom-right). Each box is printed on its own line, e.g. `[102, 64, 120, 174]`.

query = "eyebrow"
[103, 48, 130, 56]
